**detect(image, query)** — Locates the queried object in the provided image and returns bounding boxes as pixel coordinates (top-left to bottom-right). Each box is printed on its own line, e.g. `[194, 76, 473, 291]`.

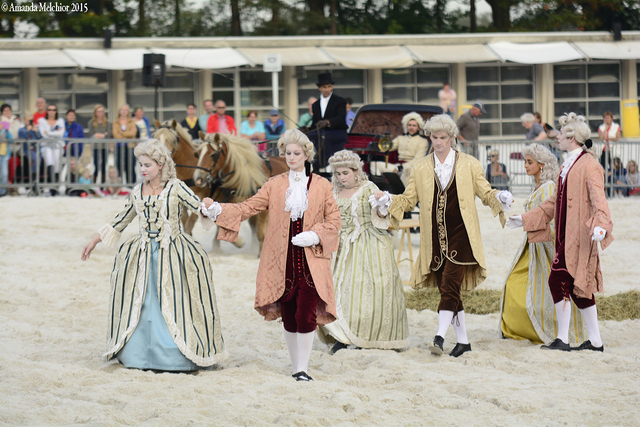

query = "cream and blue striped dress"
[99, 179, 226, 369]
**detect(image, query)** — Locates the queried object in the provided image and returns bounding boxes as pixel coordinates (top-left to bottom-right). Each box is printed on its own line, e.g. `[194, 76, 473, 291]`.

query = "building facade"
[1, 32, 638, 139]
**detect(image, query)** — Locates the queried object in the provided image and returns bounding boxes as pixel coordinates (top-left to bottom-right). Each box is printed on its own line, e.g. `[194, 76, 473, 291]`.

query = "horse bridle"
[158, 123, 219, 176]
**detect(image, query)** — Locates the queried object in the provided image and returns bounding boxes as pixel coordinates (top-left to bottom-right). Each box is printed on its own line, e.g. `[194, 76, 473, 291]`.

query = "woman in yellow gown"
[499, 143, 585, 344]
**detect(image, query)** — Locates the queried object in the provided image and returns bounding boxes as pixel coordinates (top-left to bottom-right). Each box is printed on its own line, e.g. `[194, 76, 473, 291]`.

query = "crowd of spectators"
[2, 95, 639, 202]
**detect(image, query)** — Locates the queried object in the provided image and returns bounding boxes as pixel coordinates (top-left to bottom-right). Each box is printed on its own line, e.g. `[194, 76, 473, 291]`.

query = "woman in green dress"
[499, 143, 585, 344]
[318, 150, 409, 353]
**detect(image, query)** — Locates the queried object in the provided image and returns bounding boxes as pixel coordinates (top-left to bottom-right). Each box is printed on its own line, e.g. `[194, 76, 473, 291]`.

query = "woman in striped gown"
[499, 143, 585, 344]
[82, 139, 225, 371]
[319, 150, 409, 353]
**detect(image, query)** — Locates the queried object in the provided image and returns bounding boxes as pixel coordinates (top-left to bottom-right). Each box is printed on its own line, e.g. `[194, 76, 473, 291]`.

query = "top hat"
[316, 72, 335, 86]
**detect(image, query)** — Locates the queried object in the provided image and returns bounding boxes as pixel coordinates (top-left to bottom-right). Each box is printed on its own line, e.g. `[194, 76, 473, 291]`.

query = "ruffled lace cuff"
[199, 201, 221, 231]
[99, 223, 121, 249]
[371, 207, 391, 229]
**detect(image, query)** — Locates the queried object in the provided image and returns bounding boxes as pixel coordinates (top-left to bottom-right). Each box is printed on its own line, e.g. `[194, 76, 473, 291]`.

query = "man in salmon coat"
[201, 129, 341, 381]
[508, 112, 613, 352]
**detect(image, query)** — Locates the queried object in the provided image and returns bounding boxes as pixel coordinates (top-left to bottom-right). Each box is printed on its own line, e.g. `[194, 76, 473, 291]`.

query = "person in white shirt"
[38, 104, 66, 194]
[597, 111, 621, 170]
[371, 114, 513, 358]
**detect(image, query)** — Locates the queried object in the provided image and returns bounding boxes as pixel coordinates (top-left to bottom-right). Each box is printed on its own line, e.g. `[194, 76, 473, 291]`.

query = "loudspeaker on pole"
[142, 54, 166, 87]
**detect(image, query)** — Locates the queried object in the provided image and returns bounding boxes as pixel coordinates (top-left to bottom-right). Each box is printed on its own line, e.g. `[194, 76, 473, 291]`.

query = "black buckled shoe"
[449, 342, 472, 357]
[330, 341, 348, 355]
[574, 340, 604, 352]
[429, 335, 444, 355]
[293, 371, 314, 381]
[540, 338, 571, 351]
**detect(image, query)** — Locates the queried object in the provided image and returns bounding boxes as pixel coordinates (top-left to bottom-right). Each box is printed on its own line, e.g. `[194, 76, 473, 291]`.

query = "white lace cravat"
[285, 169, 309, 221]
[560, 147, 583, 182]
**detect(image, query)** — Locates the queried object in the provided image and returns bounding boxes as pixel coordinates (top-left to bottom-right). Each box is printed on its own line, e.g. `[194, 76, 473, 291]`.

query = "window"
[38, 70, 109, 128]
[0, 71, 22, 119]
[126, 70, 196, 124]
[554, 62, 621, 132]
[466, 64, 534, 138]
[382, 66, 449, 107]
[297, 67, 366, 123]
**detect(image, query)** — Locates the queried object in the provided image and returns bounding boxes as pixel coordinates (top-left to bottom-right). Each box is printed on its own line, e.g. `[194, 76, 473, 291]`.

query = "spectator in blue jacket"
[132, 106, 152, 139]
[64, 109, 85, 158]
[264, 109, 286, 141]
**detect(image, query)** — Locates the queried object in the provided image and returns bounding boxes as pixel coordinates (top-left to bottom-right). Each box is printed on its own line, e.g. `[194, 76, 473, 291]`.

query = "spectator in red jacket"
[207, 100, 237, 135]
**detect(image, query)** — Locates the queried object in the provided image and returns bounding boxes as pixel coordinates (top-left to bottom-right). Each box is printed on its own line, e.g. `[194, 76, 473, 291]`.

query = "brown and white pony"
[194, 132, 289, 257]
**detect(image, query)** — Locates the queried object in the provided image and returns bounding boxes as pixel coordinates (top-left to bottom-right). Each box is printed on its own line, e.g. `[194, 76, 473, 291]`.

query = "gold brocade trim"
[432, 152, 476, 269]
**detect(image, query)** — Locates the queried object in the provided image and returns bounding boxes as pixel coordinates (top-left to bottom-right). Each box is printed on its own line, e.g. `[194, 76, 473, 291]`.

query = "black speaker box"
[142, 53, 166, 87]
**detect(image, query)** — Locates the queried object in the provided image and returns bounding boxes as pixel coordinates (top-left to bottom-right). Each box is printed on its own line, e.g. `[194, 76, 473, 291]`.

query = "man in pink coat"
[508, 113, 613, 352]
[202, 129, 341, 381]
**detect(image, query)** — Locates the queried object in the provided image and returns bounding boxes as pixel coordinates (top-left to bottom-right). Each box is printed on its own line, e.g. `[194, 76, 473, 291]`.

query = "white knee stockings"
[284, 330, 315, 374]
[555, 300, 571, 344]
[579, 305, 602, 347]
[437, 310, 468, 344]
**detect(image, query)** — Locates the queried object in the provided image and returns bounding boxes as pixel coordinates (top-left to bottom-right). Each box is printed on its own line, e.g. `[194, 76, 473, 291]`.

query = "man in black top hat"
[307, 72, 348, 169]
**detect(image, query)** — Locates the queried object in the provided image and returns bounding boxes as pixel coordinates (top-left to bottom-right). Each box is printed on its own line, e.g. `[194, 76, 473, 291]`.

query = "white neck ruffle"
[285, 169, 309, 221]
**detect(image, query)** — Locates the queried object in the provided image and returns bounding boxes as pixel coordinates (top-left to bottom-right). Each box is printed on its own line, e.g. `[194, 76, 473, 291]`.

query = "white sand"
[0, 196, 638, 426]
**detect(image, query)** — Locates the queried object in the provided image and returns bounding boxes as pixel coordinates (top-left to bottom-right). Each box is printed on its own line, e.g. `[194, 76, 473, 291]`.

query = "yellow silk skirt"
[501, 247, 543, 344]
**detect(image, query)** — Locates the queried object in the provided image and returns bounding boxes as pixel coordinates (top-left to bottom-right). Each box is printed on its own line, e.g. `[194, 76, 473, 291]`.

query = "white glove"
[200, 201, 221, 221]
[592, 226, 606, 242]
[506, 215, 523, 229]
[368, 192, 392, 216]
[497, 190, 514, 212]
[291, 231, 320, 247]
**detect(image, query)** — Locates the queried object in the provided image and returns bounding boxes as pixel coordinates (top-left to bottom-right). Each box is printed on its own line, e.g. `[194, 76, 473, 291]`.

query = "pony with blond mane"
[152, 119, 212, 237]
[194, 132, 288, 257]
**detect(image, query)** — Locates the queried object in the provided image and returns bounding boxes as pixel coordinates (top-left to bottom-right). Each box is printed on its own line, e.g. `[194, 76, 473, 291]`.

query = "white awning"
[488, 42, 585, 64]
[0, 49, 78, 68]
[151, 48, 251, 69]
[236, 47, 335, 66]
[63, 48, 151, 70]
[322, 46, 415, 69]
[574, 41, 640, 60]
[406, 44, 500, 63]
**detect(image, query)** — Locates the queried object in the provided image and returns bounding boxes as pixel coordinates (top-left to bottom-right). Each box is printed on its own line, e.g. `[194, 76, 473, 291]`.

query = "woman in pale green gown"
[318, 150, 409, 352]
[499, 143, 585, 344]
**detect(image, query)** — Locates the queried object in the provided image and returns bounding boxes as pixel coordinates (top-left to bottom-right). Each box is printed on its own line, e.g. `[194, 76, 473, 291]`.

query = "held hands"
[369, 191, 391, 217]
[506, 215, 523, 229]
[291, 231, 320, 247]
[497, 190, 514, 212]
[592, 226, 606, 242]
[200, 200, 221, 221]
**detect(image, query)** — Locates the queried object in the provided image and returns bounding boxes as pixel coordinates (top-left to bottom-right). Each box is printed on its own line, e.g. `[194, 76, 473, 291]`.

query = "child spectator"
[626, 160, 640, 196]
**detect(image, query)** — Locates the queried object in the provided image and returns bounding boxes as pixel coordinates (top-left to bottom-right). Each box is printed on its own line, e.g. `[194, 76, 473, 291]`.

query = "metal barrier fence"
[0, 138, 148, 196]
[459, 138, 640, 196]
[1, 137, 639, 197]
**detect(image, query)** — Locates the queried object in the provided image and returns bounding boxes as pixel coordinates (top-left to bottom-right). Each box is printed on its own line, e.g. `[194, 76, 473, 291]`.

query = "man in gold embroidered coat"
[372, 115, 512, 358]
